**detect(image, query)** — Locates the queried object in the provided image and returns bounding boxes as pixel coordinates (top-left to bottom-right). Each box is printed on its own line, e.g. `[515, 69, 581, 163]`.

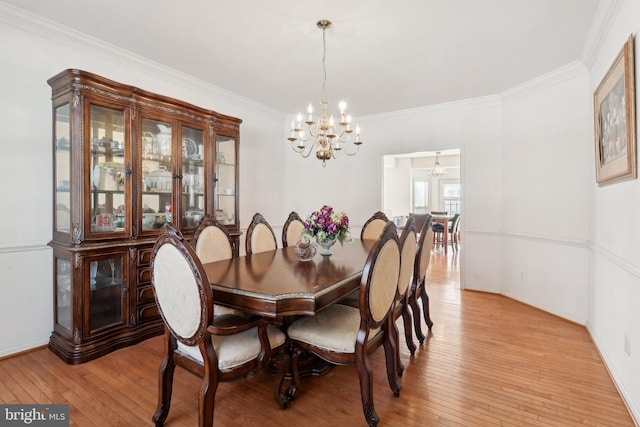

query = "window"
[411, 168, 430, 213]
[440, 180, 461, 215]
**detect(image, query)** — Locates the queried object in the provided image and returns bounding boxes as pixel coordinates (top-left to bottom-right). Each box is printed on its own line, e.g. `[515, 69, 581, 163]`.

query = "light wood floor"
[1, 249, 636, 426]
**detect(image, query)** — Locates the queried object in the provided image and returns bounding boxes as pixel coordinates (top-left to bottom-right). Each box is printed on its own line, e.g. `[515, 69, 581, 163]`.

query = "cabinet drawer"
[138, 285, 156, 305]
[138, 266, 152, 284]
[138, 304, 160, 322]
[138, 248, 154, 267]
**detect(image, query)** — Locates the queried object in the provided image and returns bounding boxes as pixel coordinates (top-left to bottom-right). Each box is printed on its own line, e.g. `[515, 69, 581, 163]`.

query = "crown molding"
[579, 0, 625, 70]
[499, 61, 588, 105]
[359, 95, 502, 125]
[0, 2, 282, 120]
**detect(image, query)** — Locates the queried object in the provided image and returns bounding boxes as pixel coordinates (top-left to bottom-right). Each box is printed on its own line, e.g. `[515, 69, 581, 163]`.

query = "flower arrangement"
[303, 205, 352, 245]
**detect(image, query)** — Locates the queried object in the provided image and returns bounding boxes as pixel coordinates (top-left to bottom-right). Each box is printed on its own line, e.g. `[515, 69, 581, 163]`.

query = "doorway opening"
[382, 149, 462, 288]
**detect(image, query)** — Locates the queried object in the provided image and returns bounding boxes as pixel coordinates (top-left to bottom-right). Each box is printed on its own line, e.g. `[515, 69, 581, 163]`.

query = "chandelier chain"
[321, 24, 327, 102]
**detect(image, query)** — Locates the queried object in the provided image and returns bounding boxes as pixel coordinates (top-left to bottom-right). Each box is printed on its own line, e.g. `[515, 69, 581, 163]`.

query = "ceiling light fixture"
[431, 152, 448, 176]
[287, 20, 362, 166]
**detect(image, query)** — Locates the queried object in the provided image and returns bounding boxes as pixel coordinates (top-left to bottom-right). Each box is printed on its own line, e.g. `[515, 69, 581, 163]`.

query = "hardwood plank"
[1, 249, 635, 426]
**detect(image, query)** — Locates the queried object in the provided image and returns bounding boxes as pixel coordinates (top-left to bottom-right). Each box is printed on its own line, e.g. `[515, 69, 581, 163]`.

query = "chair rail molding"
[588, 240, 640, 280]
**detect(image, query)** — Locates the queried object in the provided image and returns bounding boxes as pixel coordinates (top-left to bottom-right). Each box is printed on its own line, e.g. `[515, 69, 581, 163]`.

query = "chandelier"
[431, 152, 448, 176]
[288, 20, 362, 166]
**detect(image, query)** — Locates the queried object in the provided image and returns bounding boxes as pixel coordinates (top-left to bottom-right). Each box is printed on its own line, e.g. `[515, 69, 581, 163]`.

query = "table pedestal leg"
[273, 344, 300, 409]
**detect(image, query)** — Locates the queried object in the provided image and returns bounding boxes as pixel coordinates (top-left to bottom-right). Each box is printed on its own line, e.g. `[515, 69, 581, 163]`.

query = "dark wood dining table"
[202, 238, 375, 318]
[200, 238, 376, 408]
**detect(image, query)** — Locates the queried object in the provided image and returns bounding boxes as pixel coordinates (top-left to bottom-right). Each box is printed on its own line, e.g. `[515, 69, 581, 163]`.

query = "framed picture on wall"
[593, 34, 636, 185]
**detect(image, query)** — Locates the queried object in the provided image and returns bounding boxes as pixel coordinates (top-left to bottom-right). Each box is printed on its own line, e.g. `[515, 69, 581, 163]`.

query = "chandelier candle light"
[288, 20, 362, 166]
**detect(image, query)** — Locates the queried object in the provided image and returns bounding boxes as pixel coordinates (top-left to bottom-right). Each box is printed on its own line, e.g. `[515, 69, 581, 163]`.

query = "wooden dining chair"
[408, 213, 428, 235]
[151, 224, 286, 427]
[391, 216, 418, 377]
[191, 215, 244, 317]
[449, 213, 461, 251]
[281, 211, 305, 248]
[431, 211, 448, 250]
[409, 215, 435, 344]
[287, 222, 401, 427]
[246, 212, 278, 255]
[360, 211, 389, 240]
[342, 211, 390, 308]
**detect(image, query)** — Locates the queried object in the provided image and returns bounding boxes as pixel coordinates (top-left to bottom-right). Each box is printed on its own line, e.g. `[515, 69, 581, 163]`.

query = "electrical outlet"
[624, 334, 631, 356]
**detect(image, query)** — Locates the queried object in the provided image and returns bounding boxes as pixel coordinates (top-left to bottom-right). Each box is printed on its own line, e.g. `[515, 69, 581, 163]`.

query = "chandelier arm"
[307, 126, 319, 138]
[291, 141, 316, 158]
[340, 144, 361, 157]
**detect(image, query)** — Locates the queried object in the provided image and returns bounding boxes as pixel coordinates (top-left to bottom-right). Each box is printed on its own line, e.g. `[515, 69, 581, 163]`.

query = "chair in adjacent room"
[430, 211, 448, 250]
[191, 215, 244, 317]
[246, 212, 278, 255]
[150, 224, 286, 426]
[287, 222, 401, 427]
[360, 211, 389, 240]
[391, 215, 418, 377]
[449, 213, 461, 252]
[281, 211, 305, 248]
[409, 216, 435, 344]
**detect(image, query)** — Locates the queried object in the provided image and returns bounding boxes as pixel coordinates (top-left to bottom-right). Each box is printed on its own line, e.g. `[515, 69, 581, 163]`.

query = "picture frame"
[594, 34, 636, 185]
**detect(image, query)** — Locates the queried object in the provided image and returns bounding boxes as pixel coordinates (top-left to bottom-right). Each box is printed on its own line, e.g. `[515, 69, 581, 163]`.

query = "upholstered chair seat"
[288, 304, 380, 353]
[177, 324, 285, 372]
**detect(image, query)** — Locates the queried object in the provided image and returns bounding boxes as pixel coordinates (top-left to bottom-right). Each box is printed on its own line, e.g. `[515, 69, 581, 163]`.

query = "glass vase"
[316, 238, 336, 256]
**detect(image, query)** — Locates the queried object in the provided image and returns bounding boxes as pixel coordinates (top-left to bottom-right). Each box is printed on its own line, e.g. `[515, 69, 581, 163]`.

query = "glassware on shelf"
[90, 261, 98, 290]
[108, 259, 116, 285]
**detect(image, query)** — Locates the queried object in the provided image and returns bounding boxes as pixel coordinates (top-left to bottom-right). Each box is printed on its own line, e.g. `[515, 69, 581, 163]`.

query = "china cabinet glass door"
[215, 135, 237, 226]
[180, 125, 205, 230]
[55, 257, 72, 331]
[54, 103, 71, 235]
[140, 117, 173, 232]
[89, 104, 127, 236]
[86, 254, 128, 334]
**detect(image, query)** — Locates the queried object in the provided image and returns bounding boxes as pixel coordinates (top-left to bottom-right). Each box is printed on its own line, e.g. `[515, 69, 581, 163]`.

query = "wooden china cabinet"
[48, 69, 241, 364]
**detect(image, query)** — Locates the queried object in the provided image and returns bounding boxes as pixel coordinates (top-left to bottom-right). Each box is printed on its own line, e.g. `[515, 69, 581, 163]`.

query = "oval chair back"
[191, 215, 233, 264]
[282, 211, 305, 248]
[246, 213, 277, 255]
[361, 211, 389, 240]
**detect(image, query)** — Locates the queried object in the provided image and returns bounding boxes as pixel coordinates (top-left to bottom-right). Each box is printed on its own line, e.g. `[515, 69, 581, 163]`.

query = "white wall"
[0, 5, 284, 356]
[499, 62, 592, 323]
[383, 156, 412, 219]
[586, 0, 640, 420]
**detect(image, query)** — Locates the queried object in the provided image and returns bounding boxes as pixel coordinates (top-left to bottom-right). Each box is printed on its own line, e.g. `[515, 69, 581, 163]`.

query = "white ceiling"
[5, 0, 600, 117]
